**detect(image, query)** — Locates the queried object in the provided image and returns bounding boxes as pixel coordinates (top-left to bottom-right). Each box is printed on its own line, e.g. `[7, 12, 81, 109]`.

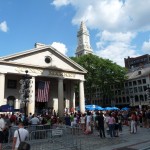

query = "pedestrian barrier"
[7, 124, 51, 143]
[2, 124, 81, 150]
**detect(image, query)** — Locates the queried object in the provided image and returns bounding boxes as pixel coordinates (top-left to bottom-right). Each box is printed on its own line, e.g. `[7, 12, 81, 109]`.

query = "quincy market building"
[0, 43, 87, 117]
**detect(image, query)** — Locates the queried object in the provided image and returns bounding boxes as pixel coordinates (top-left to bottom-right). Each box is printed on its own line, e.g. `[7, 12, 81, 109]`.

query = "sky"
[0, 0, 150, 67]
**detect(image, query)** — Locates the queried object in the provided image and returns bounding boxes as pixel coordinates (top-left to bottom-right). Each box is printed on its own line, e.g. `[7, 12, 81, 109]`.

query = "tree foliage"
[71, 54, 127, 103]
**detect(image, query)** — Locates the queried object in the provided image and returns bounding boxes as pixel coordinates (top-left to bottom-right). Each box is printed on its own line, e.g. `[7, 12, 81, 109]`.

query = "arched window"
[7, 96, 15, 107]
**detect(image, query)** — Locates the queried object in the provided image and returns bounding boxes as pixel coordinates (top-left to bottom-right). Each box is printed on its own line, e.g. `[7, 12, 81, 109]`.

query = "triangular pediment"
[0, 45, 87, 74]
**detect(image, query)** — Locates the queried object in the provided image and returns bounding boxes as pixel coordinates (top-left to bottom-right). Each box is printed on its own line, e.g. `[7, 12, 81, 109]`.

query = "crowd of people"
[0, 107, 150, 149]
[63, 107, 150, 138]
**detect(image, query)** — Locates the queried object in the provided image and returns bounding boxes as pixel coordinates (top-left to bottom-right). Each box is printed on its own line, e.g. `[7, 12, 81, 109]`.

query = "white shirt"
[0, 118, 5, 131]
[14, 128, 29, 148]
[30, 117, 40, 125]
[80, 116, 85, 124]
[86, 115, 92, 124]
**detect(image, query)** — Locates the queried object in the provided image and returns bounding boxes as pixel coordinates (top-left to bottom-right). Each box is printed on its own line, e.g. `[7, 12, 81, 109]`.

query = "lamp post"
[19, 70, 32, 122]
[146, 84, 150, 106]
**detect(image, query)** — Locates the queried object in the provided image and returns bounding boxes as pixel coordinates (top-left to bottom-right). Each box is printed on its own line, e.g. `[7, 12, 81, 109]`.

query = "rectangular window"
[133, 81, 137, 86]
[142, 79, 146, 84]
[134, 87, 138, 93]
[138, 80, 142, 85]
[7, 79, 17, 89]
[129, 88, 133, 94]
[129, 82, 132, 86]
[143, 86, 147, 91]
[118, 90, 121, 95]
[125, 82, 128, 87]
[138, 86, 143, 92]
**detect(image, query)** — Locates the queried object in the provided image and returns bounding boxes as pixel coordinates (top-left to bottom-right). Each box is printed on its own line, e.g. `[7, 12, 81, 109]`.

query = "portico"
[0, 44, 87, 117]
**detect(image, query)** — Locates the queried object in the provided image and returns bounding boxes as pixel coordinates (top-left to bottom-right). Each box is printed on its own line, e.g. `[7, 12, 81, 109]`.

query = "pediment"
[0, 45, 87, 73]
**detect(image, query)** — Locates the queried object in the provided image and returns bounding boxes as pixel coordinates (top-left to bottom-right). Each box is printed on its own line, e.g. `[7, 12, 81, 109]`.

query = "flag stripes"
[36, 81, 50, 102]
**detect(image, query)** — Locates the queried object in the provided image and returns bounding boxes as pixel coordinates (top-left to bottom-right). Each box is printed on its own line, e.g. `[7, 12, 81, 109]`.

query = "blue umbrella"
[85, 105, 104, 111]
[0, 104, 14, 112]
[111, 107, 120, 110]
[121, 107, 129, 111]
[104, 107, 113, 111]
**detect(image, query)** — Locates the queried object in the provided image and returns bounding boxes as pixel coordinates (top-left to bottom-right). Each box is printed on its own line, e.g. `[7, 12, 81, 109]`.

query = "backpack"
[17, 130, 30, 150]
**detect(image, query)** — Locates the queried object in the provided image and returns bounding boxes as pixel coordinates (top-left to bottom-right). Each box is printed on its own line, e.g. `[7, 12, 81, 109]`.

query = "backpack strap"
[17, 130, 22, 142]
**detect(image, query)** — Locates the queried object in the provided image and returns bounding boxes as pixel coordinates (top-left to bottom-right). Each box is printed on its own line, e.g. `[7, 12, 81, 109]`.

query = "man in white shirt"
[29, 114, 40, 125]
[12, 122, 29, 150]
[0, 114, 5, 150]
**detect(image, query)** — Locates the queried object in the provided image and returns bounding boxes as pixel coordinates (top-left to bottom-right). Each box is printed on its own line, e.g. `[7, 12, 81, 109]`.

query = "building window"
[45, 56, 52, 64]
[127, 96, 130, 103]
[116, 98, 118, 103]
[119, 97, 122, 103]
[129, 88, 133, 94]
[138, 80, 142, 85]
[7, 80, 17, 89]
[138, 86, 143, 92]
[123, 97, 126, 103]
[140, 95, 144, 101]
[135, 95, 139, 102]
[118, 90, 121, 95]
[125, 89, 129, 94]
[134, 87, 138, 93]
[129, 82, 132, 86]
[133, 81, 137, 86]
[143, 86, 147, 91]
[125, 82, 128, 87]
[142, 79, 146, 84]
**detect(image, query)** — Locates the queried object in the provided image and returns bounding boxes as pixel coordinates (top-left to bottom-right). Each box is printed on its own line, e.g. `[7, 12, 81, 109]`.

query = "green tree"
[71, 54, 127, 106]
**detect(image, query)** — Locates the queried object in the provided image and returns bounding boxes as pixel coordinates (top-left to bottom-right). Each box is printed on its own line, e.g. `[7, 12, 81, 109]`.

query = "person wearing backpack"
[12, 122, 29, 150]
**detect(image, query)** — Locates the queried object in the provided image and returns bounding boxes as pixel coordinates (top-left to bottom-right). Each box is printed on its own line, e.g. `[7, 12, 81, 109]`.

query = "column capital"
[58, 78, 64, 81]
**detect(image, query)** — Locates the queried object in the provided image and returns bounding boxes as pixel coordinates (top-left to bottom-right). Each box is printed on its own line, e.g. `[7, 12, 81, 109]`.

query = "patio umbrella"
[104, 107, 113, 111]
[111, 107, 120, 110]
[121, 107, 129, 111]
[0, 104, 14, 112]
[85, 105, 104, 111]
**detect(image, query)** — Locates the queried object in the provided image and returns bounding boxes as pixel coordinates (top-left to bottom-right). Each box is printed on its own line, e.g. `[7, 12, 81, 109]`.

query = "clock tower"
[75, 21, 93, 57]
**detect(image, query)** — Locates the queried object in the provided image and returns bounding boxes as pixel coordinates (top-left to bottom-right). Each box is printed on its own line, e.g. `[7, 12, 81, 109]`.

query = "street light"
[19, 70, 32, 122]
[129, 88, 134, 107]
[146, 84, 150, 105]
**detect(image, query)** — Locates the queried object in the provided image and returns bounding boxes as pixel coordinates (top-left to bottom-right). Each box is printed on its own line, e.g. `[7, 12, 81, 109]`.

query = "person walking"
[80, 113, 86, 131]
[12, 122, 29, 150]
[108, 113, 115, 138]
[130, 112, 137, 134]
[96, 112, 105, 138]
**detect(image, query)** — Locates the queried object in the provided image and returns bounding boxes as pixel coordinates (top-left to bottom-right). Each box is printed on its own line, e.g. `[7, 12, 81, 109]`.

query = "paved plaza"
[2, 125, 150, 150]
[77, 125, 150, 150]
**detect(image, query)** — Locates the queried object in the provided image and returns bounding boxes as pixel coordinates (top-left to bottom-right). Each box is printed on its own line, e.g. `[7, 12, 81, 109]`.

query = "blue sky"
[0, 0, 150, 67]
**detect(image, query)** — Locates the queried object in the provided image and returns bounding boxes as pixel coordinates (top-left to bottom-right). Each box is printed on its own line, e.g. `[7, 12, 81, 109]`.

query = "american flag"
[36, 81, 50, 102]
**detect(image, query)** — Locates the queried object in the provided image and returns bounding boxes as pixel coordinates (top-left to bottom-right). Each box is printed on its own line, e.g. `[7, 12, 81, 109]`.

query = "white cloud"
[51, 42, 68, 55]
[142, 39, 150, 53]
[52, 0, 150, 66]
[95, 31, 138, 66]
[51, 0, 72, 8]
[0, 21, 8, 32]
[52, 0, 150, 32]
[96, 43, 138, 67]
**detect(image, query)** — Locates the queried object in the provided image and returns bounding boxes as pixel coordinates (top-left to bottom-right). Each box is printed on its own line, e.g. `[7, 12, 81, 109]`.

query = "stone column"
[70, 81, 75, 112]
[0, 73, 5, 106]
[79, 80, 85, 113]
[28, 76, 35, 115]
[15, 99, 19, 109]
[58, 78, 64, 117]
